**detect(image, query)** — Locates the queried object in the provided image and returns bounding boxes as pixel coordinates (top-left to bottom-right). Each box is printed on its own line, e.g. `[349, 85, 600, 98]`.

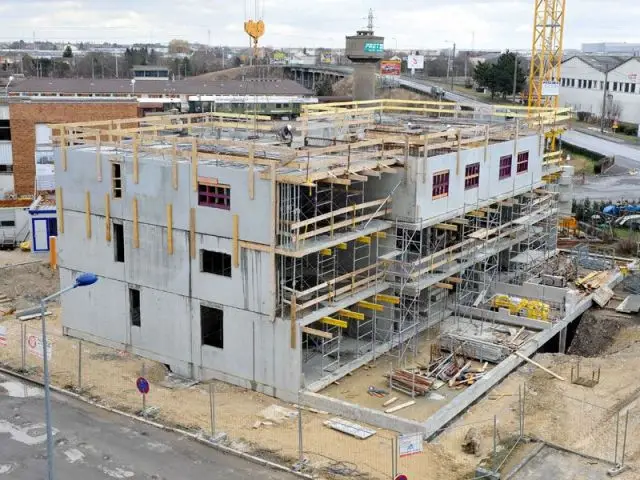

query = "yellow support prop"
[337, 243, 348, 250]
[372, 231, 387, 239]
[321, 317, 348, 329]
[375, 294, 401, 305]
[320, 248, 332, 256]
[357, 301, 384, 312]
[339, 309, 365, 321]
[357, 236, 371, 245]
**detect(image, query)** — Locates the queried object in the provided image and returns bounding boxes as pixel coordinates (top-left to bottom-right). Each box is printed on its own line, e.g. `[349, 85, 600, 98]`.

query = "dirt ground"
[3, 248, 640, 479]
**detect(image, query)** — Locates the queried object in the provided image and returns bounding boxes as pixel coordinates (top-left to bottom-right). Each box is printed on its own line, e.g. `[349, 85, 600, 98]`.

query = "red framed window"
[517, 151, 529, 173]
[465, 162, 480, 190]
[432, 170, 450, 199]
[198, 183, 231, 209]
[499, 155, 512, 180]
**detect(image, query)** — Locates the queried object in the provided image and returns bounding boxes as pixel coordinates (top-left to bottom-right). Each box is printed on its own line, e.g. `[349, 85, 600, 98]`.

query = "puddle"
[0, 381, 43, 398]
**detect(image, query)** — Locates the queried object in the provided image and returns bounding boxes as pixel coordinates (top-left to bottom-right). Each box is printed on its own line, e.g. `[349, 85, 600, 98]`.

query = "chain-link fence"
[1, 316, 636, 480]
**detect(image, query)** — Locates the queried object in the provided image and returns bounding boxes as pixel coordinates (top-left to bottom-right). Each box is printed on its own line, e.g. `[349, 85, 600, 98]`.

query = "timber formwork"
[50, 100, 571, 388]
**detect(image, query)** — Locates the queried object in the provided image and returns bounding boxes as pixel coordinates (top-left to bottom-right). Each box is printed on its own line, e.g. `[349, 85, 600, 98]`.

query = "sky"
[1, 0, 640, 51]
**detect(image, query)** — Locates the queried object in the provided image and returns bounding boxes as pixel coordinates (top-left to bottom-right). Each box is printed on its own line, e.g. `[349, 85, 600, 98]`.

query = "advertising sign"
[27, 333, 52, 360]
[407, 55, 425, 70]
[321, 52, 332, 64]
[381, 60, 401, 76]
[398, 432, 423, 457]
[542, 81, 560, 96]
[364, 42, 384, 53]
[273, 51, 287, 61]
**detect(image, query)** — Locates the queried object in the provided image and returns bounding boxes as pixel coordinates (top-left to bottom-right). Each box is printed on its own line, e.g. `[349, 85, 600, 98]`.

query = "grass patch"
[566, 152, 596, 175]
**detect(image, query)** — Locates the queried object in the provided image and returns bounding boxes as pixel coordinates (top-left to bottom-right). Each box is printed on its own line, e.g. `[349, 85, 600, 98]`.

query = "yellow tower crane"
[528, 0, 567, 109]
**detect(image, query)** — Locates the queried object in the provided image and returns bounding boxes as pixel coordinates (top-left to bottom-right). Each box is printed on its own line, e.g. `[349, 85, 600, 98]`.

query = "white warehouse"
[52, 102, 569, 401]
[560, 55, 640, 126]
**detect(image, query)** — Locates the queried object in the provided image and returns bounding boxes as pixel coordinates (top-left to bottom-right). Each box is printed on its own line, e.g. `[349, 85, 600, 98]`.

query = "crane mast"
[528, 0, 567, 108]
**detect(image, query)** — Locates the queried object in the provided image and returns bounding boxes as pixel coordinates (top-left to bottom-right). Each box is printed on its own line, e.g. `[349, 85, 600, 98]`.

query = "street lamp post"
[5, 75, 14, 97]
[41, 272, 98, 480]
[445, 40, 456, 93]
[131, 79, 136, 96]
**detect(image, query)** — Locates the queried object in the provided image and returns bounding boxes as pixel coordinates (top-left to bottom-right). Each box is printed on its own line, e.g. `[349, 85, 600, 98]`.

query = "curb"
[0, 366, 314, 479]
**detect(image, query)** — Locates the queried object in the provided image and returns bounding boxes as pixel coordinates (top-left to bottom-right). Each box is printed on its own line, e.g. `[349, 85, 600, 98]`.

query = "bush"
[618, 237, 639, 255]
[616, 122, 639, 137]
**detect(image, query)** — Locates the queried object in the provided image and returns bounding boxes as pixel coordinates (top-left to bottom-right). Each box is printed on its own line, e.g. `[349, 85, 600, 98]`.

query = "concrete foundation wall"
[493, 281, 567, 304]
[352, 63, 377, 102]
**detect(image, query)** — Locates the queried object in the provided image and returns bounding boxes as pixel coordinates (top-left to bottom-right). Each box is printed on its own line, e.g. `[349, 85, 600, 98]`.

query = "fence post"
[621, 411, 629, 467]
[77, 340, 82, 391]
[297, 404, 303, 463]
[141, 361, 146, 418]
[209, 383, 216, 437]
[391, 436, 398, 479]
[20, 322, 26, 372]
[614, 412, 620, 464]
[493, 415, 497, 472]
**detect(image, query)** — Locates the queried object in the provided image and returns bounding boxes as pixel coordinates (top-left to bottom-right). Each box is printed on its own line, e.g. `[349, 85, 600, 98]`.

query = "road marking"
[99, 466, 135, 479]
[64, 448, 85, 464]
[0, 421, 57, 446]
[0, 381, 43, 398]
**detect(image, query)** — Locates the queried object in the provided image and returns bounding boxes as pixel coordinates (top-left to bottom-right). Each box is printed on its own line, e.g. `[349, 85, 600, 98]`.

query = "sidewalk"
[573, 126, 640, 147]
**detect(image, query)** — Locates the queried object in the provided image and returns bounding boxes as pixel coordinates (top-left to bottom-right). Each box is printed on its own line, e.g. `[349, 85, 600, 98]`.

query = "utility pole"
[601, 65, 609, 133]
[451, 42, 456, 93]
[115, 54, 118, 78]
[512, 52, 519, 103]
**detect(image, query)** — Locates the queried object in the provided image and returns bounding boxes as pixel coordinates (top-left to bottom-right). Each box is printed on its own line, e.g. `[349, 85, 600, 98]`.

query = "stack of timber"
[387, 369, 433, 396]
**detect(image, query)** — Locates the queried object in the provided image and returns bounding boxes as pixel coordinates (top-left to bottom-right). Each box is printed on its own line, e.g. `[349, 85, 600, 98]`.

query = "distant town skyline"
[0, 0, 639, 50]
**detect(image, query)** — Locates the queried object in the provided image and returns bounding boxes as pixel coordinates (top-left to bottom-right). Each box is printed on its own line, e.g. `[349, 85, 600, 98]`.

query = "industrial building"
[560, 55, 640, 125]
[51, 99, 569, 402]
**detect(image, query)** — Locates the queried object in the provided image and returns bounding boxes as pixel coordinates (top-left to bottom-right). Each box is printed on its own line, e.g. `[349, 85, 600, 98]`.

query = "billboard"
[542, 81, 560, 96]
[364, 42, 384, 53]
[407, 54, 425, 70]
[380, 60, 401, 76]
[273, 51, 287, 61]
[321, 52, 332, 64]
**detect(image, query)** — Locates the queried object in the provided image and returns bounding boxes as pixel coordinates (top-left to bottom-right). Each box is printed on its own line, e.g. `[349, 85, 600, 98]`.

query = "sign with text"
[399, 432, 423, 457]
[381, 60, 401, 76]
[407, 54, 425, 70]
[364, 42, 384, 53]
[321, 52, 332, 64]
[27, 333, 52, 360]
[542, 81, 560, 96]
[0, 325, 6, 347]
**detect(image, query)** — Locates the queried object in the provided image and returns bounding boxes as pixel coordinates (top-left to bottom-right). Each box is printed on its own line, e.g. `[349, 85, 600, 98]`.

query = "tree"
[472, 52, 525, 99]
[315, 77, 333, 96]
[168, 39, 191, 54]
[63, 46, 73, 58]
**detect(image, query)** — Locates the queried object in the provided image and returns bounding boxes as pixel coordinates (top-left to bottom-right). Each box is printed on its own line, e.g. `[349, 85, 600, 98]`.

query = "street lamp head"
[8, 75, 14, 82]
[74, 272, 98, 287]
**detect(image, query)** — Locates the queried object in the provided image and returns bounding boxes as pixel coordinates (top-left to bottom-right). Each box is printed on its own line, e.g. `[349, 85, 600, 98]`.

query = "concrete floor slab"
[509, 445, 613, 480]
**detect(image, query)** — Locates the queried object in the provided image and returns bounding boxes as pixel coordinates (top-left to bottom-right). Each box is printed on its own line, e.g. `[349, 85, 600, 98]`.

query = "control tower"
[345, 10, 384, 101]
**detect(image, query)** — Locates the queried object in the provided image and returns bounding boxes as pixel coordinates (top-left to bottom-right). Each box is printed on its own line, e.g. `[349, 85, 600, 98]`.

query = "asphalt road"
[0, 372, 298, 480]
[562, 130, 640, 201]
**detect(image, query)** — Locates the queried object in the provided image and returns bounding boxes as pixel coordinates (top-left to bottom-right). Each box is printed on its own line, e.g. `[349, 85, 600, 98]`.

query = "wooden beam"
[450, 218, 470, 226]
[191, 138, 198, 192]
[85, 191, 91, 239]
[232, 214, 239, 268]
[339, 309, 365, 321]
[302, 326, 333, 340]
[189, 207, 196, 259]
[105, 193, 111, 242]
[348, 173, 368, 182]
[167, 203, 173, 255]
[248, 144, 255, 200]
[320, 177, 352, 186]
[56, 187, 64, 234]
[434, 282, 454, 290]
[291, 199, 388, 232]
[132, 197, 139, 248]
[96, 136, 102, 182]
[321, 317, 348, 329]
[357, 301, 384, 312]
[239, 240, 271, 253]
[133, 138, 139, 184]
[435, 223, 459, 232]
[446, 277, 463, 284]
[361, 170, 381, 178]
[375, 294, 401, 305]
[515, 352, 565, 381]
[61, 132, 67, 170]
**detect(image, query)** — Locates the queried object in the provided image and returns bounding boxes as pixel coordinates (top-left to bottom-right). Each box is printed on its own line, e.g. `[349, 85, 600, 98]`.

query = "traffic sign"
[136, 377, 150, 394]
[395, 475, 408, 480]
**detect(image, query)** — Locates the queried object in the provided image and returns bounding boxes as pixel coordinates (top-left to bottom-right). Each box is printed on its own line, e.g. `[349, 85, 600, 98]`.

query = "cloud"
[0, 0, 638, 49]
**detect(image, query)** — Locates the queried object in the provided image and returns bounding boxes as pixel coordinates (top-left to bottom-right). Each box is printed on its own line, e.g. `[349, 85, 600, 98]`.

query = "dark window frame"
[198, 183, 231, 210]
[129, 287, 141, 327]
[432, 170, 450, 199]
[0, 164, 13, 174]
[517, 151, 529, 174]
[499, 155, 513, 180]
[113, 222, 125, 263]
[201, 249, 232, 277]
[112, 162, 123, 199]
[201, 305, 224, 349]
[0, 119, 10, 141]
[464, 162, 480, 190]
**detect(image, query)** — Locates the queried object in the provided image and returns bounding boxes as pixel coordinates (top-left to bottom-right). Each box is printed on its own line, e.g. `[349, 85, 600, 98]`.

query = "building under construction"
[51, 100, 571, 401]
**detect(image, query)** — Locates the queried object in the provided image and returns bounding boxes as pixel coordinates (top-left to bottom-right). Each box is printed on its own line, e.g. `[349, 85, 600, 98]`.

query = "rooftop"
[9, 78, 313, 97]
[564, 55, 635, 73]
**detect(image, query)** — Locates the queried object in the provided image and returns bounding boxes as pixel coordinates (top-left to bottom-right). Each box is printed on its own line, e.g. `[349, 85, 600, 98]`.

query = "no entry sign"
[136, 377, 150, 394]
